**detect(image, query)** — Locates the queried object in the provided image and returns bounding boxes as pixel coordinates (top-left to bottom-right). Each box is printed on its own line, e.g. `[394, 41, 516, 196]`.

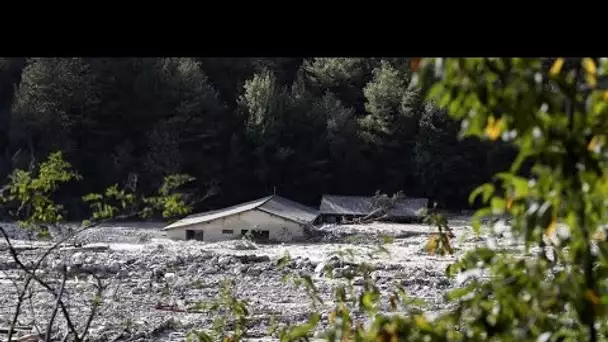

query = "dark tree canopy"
[0, 57, 513, 218]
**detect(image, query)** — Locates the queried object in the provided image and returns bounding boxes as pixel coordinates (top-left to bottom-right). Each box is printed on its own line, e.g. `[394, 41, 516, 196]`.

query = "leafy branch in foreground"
[195, 58, 608, 342]
[411, 57, 608, 341]
[0, 151, 81, 238]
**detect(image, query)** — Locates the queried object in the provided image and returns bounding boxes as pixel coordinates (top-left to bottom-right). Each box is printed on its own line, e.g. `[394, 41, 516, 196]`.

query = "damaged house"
[319, 194, 428, 223]
[163, 195, 320, 242]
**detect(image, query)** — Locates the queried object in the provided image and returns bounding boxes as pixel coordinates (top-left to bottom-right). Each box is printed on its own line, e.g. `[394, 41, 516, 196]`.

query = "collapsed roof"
[319, 195, 428, 218]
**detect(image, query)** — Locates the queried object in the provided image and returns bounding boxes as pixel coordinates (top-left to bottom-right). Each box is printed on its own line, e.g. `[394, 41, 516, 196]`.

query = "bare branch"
[79, 275, 105, 341]
[27, 287, 43, 338]
[0, 202, 174, 341]
[60, 330, 70, 342]
[6, 260, 33, 342]
[45, 266, 68, 342]
[0, 226, 81, 342]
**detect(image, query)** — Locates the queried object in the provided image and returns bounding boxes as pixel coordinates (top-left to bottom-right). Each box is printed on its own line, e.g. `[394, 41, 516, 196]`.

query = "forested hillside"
[0, 57, 515, 218]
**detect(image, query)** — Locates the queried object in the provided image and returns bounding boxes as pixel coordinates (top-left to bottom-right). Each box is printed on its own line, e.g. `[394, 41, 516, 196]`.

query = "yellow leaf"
[585, 289, 601, 305]
[506, 197, 513, 210]
[425, 235, 438, 255]
[544, 216, 557, 237]
[550, 58, 565, 76]
[586, 74, 598, 88]
[583, 58, 597, 75]
[414, 315, 431, 330]
[384, 323, 397, 334]
[603, 91, 608, 102]
[588, 135, 605, 152]
[484, 116, 504, 141]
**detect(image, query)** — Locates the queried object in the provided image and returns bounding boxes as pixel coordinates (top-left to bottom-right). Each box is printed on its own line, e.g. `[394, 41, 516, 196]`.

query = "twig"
[1, 181, 195, 342]
[0, 214, 136, 341]
[0, 165, 206, 342]
[79, 275, 105, 341]
[5, 261, 34, 342]
[1, 227, 81, 342]
[45, 266, 67, 342]
[0, 326, 32, 334]
[27, 287, 43, 338]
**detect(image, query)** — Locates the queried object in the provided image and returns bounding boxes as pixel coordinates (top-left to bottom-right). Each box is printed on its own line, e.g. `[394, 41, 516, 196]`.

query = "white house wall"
[165, 208, 305, 242]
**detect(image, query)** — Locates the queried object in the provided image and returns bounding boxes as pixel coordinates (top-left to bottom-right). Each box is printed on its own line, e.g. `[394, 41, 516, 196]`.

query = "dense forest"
[0, 57, 515, 218]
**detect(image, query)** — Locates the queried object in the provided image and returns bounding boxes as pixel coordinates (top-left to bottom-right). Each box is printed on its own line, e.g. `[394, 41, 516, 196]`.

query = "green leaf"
[82, 193, 103, 202]
[186, 330, 213, 342]
[469, 183, 495, 205]
[301, 275, 319, 295]
[276, 255, 291, 269]
[281, 273, 290, 283]
[471, 207, 492, 233]
[284, 313, 321, 339]
[375, 245, 390, 256]
[407, 297, 426, 307]
[495, 172, 529, 198]
[447, 287, 473, 301]
[380, 235, 394, 244]
[490, 197, 506, 214]
[360, 292, 376, 311]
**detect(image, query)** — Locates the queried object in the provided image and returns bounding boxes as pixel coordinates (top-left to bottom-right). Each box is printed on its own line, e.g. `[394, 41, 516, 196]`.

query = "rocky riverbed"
[0, 217, 514, 341]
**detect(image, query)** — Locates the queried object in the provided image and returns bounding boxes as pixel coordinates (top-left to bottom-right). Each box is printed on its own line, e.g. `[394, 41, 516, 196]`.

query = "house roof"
[319, 195, 428, 218]
[257, 195, 320, 224]
[163, 195, 319, 230]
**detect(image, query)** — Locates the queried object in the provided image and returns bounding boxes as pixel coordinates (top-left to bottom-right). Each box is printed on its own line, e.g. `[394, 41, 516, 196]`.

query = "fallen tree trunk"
[0, 326, 33, 334]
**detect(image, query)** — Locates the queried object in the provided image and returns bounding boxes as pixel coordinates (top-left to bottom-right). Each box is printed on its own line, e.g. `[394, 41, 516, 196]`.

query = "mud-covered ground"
[0, 217, 516, 341]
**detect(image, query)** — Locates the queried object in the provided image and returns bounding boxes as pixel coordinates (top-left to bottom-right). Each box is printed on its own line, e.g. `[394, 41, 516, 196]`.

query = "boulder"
[164, 272, 176, 283]
[315, 256, 344, 277]
[107, 260, 121, 274]
[196, 252, 213, 261]
[247, 266, 263, 276]
[236, 254, 270, 264]
[71, 252, 85, 265]
[218, 256, 232, 266]
[202, 266, 219, 275]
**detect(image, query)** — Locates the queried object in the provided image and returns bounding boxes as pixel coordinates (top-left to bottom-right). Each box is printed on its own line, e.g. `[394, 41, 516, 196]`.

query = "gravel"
[0, 217, 523, 341]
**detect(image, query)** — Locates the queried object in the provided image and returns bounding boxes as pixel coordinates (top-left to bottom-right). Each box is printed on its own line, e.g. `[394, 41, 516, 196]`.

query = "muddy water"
[0, 218, 511, 341]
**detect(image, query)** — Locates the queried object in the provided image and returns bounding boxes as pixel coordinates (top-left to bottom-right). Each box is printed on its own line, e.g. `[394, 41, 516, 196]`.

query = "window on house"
[222, 229, 234, 235]
[186, 230, 204, 241]
[251, 230, 270, 241]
